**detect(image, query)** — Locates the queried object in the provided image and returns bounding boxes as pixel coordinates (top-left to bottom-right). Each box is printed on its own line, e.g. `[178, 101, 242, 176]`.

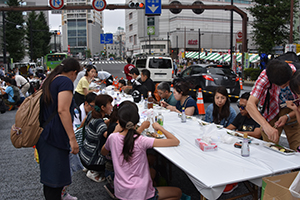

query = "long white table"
[103, 90, 300, 199]
[140, 107, 300, 199]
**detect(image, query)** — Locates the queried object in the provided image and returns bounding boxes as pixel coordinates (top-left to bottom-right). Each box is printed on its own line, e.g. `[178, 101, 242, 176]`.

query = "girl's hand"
[286, 101, 297, 111]
[152, 122, 162, 131]
[141, 121, 150, 130]
[70, 138, 79, 154]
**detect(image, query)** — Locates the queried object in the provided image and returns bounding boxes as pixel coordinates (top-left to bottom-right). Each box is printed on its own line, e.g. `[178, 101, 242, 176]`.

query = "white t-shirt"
[15, 75, 28, 87]
[98, 71, 111, 80]
[73, 103, 87, 130]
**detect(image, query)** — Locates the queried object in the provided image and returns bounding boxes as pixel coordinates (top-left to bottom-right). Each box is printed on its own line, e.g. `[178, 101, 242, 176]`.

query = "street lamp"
[198, 29, 204, 62]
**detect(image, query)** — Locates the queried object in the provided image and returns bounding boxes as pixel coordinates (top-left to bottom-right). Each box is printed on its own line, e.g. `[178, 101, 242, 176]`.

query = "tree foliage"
[248, 0, 299, 54]
[5, 0, 25, 62]
[25, 11, 51, 61]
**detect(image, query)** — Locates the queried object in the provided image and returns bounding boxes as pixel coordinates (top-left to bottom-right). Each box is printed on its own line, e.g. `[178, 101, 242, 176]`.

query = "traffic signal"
[128, 1, 144, 9]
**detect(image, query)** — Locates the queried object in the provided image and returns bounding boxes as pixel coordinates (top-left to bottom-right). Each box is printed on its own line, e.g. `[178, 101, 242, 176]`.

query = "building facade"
[125, 0, 256, 57]
[106, 27, 126, 59]
[62, 0, 104, 57]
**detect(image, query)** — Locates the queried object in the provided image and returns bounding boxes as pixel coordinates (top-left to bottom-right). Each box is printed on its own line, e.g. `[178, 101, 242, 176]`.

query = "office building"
[125, 0, 256, 57]
[61, 0, 104, 57]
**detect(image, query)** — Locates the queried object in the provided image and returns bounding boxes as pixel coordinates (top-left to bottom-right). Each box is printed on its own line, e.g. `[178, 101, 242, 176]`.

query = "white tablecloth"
[99, 91, 300, 199]
[141, 108, 300, 199]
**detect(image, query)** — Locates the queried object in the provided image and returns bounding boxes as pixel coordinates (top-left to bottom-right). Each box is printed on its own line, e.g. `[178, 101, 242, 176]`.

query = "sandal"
[86, 170, 106, 183]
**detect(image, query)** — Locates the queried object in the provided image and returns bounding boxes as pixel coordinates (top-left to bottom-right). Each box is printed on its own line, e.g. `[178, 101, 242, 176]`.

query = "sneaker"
[82, 167, 88, 172]
[104, 183, 118, 199]
[86, 170, 105, 183]
[223, 183, 238, 194]
[61, 193, 78, 200]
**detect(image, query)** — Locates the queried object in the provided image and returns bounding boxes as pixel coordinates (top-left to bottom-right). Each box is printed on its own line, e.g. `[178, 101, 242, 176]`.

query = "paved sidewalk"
[0, 109, 289, 200]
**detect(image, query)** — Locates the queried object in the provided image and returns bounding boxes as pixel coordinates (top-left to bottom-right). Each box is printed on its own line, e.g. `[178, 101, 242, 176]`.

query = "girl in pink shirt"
[101, 101, 182, 200]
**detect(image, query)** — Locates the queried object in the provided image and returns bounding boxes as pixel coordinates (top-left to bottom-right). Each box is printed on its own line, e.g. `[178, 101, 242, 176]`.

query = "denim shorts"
[147, 187, 159, 200]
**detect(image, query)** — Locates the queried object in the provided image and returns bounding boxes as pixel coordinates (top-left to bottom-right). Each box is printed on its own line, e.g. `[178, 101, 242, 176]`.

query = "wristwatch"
[286, 113, 291, 122]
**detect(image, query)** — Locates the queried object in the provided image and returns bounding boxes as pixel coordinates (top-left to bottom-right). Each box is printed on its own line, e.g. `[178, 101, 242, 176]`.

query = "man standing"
[246, 59, 300, 150]
[226, 92, 261, 138]
[124, 57, 135, 84]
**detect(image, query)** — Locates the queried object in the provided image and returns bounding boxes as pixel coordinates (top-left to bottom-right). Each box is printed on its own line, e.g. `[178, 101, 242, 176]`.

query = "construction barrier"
[239, 77, 243, 90]
[197, 88, 205, 115]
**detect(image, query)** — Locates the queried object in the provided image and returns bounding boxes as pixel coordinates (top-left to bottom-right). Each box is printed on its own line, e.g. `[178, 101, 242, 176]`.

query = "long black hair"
[42, 58, 81, 105]
[118, 101, 140, 162]
[212, 86, 230, 124]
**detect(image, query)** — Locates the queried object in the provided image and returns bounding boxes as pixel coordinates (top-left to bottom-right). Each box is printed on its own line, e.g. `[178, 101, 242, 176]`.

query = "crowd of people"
[3, 57, 300, 200]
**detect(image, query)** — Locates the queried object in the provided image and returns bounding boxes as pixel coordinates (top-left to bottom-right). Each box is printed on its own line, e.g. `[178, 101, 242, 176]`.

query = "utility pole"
[230, 0, 233, 68]
[290, 0, 294, 43]
[30, 22, 33, 62]
[167, 32, 169, 55]
[149, 34, 151, 54]
[2, 11, 6, 70]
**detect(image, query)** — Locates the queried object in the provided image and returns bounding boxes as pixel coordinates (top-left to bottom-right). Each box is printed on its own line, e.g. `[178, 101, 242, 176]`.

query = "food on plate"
[227, 131, 251, 140]
[264, 143, 294, 154]
[146, 131, 164, 139]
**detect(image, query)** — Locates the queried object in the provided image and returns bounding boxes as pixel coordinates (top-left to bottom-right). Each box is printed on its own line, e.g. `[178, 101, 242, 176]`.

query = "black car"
[175, 64, 240, 101]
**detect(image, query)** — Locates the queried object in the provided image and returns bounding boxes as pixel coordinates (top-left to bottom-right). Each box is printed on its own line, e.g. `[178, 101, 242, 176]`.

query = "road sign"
[92, 0, 106, 12]
[147, 26, 155, 35]
[236, 31, 242, 43]
[49, 0, 64, 10]
[100, 33, 113, 44]
[145, 0, 161, 15]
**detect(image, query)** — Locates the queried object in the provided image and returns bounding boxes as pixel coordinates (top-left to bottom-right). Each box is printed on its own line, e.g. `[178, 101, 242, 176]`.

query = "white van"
[134, 55, 174, 83]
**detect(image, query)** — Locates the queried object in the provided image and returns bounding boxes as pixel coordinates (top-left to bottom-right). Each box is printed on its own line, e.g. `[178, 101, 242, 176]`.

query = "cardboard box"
[261, 171, 300, 200]
[195, 138, 218, 152]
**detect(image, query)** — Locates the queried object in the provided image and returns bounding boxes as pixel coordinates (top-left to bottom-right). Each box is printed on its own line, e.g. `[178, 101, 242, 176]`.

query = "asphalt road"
[0, 62, 288, 200]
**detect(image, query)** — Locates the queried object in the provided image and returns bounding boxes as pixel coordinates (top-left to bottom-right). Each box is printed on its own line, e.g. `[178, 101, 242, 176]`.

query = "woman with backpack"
[36, 58, 81, 200]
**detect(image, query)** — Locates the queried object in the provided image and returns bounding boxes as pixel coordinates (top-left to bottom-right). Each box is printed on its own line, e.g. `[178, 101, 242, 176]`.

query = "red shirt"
[124, 64, 135, 81]
[251, 64, 297, 122]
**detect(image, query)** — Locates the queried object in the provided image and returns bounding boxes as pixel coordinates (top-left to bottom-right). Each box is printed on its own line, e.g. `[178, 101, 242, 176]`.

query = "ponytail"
[117, 101, 140, 162]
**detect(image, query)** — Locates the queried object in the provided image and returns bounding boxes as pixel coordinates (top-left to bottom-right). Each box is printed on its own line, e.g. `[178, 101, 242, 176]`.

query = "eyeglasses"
[88, 103, 95, 108]
[237, 104, 246, 110]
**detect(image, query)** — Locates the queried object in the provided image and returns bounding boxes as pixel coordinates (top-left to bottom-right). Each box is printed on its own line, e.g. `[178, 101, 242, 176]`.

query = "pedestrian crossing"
[80, 61, 127, 65]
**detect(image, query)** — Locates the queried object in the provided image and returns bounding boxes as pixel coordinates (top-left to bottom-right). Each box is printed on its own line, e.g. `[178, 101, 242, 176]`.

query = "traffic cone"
[239, 77, 243, 90]
[170, 84, 174, 92]
[197, 88, 205, 115]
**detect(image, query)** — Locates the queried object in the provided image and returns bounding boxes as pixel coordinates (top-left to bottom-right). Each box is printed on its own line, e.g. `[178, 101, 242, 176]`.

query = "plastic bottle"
[147, 92, 153, 109]
[181, 107, 186, 123]
[111, 87, 115, 95]
[140, 94, 144, 104]
[241, 133, 250, 157]
[144, 98, 148, 109]
[157, 112, 164, 126]
[121, 89, 125, 97]
[117, 93, 120, 101]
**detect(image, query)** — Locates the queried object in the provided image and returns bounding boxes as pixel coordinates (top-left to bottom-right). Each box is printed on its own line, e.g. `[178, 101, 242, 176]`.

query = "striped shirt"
[79, 112, 107, 166]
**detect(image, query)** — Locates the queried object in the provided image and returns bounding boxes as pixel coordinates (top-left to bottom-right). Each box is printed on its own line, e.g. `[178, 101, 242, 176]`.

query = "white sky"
[48, 0, 125, 33]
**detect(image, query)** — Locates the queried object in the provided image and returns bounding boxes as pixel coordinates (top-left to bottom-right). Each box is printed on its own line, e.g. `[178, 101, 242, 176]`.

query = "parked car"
[134, 55, 174, 83]
[175, 64, 240, 101]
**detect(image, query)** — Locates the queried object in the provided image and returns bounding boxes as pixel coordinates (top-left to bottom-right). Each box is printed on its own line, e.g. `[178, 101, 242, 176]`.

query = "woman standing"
[36, 58, 81, 200]
[161, 81, 199, 116]
[205, 86, 236, 127]
[74, 65, 97, 106]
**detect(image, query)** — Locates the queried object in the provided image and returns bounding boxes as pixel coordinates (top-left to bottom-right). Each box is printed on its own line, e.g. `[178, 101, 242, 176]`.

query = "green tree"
[25, 11, 51, 62]
[5, 0, 25, 62]
[248, 0, 299, 54]
[37, 12, 51, 57]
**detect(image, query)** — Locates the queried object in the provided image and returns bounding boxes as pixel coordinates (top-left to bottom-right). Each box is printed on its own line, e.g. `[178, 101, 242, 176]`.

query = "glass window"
[129, 24, 133, 31]
[68, 30, 76, 37]
[149, 58, 172, 69]
[68, 38, 76, 46]
[78, 37, 86, 46]
[129, 12, 133, 19]
[207, 67, 235, 75]
[191, 66, 205, 75]
[68, 20, 76, 28]
[77, 20, 86, 27]
[78, 30, 86, 36]
[182, 67, 192, 77]
[129, 36, 133, 43]
[136, 59, 146, 68]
